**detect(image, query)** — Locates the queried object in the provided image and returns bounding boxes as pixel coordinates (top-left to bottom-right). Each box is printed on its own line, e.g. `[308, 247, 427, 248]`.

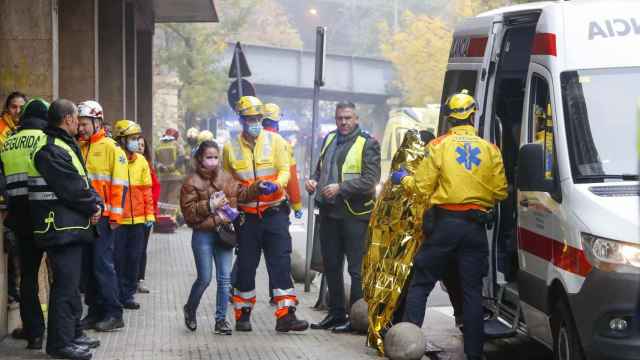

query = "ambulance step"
[484, 319, 517, 339]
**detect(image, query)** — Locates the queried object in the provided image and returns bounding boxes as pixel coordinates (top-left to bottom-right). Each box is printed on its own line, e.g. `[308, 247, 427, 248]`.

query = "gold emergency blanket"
[362, 129, 427, 355]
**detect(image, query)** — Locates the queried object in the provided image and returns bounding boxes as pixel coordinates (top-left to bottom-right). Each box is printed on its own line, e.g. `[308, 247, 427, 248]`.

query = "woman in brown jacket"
[180, 140, 238, 335]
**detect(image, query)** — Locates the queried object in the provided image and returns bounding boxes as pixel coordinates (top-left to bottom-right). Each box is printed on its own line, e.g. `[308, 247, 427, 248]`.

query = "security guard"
[224, 96, 308, 333]
[0, 98, 49, 350]
[77, 100, 128, 332]
[392, 90, 507, 360]
[262, 103, 303, 219]
[306, 102, 381, 333]
[30, 99, 103, 360]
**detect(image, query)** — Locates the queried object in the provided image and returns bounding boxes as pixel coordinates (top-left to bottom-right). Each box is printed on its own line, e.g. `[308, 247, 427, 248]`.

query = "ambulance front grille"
[589, 185, 640, 197]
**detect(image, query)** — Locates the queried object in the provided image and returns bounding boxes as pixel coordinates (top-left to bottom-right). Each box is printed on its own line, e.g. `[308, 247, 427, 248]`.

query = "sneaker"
[215, 319, 232, 335]
[235, 308, 252, 332]
[275, 307, 309, 333]
[95, 317, 125, 332]
[137, 280, 150, 294]
[183, 305, 197, 331]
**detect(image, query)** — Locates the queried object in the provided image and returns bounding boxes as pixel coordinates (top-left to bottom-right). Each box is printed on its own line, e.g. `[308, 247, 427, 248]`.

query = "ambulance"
[440, 1, 640, 359]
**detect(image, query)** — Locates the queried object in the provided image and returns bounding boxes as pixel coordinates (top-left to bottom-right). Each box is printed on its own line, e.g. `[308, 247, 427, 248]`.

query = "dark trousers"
[234, 209, 294, 296]
[6, 230, 20, 300]
[46, 244, 83, 352]
[138, 225, 151, 281]
[319, 214, 368, 319]
[84, 218, 123, 319]
[17, 231, 45, 339]
[403, 211, 488, 358]
[114, 224, 145, 304]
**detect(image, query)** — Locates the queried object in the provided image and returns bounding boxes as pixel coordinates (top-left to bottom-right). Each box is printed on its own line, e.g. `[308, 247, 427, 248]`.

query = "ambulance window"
[438, 70, 478, 135]
[528, 75, 555, 180]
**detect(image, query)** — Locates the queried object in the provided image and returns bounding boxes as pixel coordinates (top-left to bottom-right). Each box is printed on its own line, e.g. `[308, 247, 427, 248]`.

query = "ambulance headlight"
[581, 233, 640, 272]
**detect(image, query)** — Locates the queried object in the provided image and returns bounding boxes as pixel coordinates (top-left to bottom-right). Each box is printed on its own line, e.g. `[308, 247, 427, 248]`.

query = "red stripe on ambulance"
[518, 227, 592, 277]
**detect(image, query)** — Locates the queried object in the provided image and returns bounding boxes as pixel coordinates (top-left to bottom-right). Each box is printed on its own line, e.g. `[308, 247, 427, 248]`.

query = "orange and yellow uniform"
[119, 153, 155, 224]
[223, 130, 290, 215]
[80, 129, 128, 223]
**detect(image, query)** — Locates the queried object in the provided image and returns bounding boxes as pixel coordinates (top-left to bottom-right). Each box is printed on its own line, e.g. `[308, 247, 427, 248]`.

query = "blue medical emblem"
[456, 143, 481, 170]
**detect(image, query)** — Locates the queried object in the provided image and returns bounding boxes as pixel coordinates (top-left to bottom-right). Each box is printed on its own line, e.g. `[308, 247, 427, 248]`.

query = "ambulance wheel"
[551, 299, 585, 360]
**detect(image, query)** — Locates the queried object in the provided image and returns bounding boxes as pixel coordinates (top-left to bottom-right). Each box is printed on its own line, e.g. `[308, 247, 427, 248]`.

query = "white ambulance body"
[440, 1, 640, 359]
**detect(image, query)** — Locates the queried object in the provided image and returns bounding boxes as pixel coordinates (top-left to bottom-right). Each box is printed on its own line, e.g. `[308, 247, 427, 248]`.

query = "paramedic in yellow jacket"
[262, 103, 303, 218]
[112, 120, 155, 311]
[391, 90, 507, 360]
[224, 96, 309, 333]
[155, 128, 184, 209]
[77, 101, 128, 331]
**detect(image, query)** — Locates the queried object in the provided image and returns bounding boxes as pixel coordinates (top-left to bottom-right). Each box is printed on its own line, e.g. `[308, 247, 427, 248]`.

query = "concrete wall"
[58, 0, 98, 102]
[0, 0, 55, 102]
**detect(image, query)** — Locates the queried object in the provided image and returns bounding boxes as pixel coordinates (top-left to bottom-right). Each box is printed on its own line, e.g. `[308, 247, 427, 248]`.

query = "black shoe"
[79, 314, 101, 330]
[123, 301, 140, 310]
[95, 317, 125, 332]
[215, 319, 232, 335]
[47, 345, 92, 360]
[73, 335, 100, 349]
[235, 308, 252, 332]
[26, 336, 43, 350]
[276, 307, 309, 332]
[137, 280, 150, 294]
[183, 305, 197, 331]
[331, 320, 353, 334]
[310, 314, 347, 330]
[11, 328, 27, 340]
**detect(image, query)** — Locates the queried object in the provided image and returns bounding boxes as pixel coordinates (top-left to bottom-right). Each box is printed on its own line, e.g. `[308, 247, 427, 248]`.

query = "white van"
[440, 1, 640, 359]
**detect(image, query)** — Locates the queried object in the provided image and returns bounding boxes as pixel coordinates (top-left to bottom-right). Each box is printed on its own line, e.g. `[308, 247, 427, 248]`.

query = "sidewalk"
[2, 228, 459, 360]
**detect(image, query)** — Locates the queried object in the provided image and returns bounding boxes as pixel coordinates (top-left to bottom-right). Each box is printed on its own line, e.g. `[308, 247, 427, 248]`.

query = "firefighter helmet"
[196, 130, 214, 144]
[77, 100, 104, 120]
[164, 128, 180, 140]
[186, 127, 200, 140]
[263, 103, 281, 121]
[235, 96, 263, 117]
[113, 120, 141, 139]
[445, 89, 477, 121]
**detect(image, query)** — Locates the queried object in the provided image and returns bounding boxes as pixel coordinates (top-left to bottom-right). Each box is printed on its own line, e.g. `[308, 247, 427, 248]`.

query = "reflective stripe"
[261, 132, 272, 160]
[88, 173, 112, 182]
[256, 167, 277, 178]
[273, 288, 296, 297]
[29, 192, 58, 201]
[7, 188, 28, 196]
[235, 169, 254, 181]
[277, 299, 297, 308]
[28, 177, 47, 186]
[112, 178, 129, 186]
[233, 289, 256, 299]
[110, 207, 124, 215]
[343, 173, 360, 181]
[234, 301, 254, 309]
[238, 199, 283, 209]
[6, 173, 28, 184]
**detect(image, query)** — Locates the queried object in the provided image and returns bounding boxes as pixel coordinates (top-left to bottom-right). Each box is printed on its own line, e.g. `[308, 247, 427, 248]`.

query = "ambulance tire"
[551, 299, 585, 360]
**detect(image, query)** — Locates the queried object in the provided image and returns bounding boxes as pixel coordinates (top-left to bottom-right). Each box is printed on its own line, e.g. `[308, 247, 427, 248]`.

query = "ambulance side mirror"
[517, 143, 553, 193]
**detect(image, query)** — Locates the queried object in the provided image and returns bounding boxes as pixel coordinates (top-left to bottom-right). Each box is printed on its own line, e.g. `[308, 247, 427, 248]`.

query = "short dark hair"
[48, 99, 77, 126]
[4, 91, 27, 112]
[335, 101, 356, 112]
[194, 140, 220, 162]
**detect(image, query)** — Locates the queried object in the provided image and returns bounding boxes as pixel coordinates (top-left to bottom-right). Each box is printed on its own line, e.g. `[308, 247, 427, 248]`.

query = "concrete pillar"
[137, 31, 153, 150]
[58, 0, 98, 102]
[0, 0, 56, 101]
[98, 0, 125, 125]
[125, 0, 137, 121]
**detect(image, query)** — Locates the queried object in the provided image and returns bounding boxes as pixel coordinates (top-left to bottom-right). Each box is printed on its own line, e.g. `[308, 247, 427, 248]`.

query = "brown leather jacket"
[180, 163, 240, 231]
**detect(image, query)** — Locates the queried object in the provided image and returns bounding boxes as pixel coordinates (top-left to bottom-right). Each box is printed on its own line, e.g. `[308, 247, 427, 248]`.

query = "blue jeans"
[186, 230, 233, 321]
[114, 224, 145, 304]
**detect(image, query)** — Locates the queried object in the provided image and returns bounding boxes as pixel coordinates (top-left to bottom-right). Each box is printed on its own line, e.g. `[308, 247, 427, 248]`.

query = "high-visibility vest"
[223, 131, 290, 214]
[320, 132, 374, 216]
[1, 129, 47, 199]
[28, 136, 92, 236]
[155, 140, 183, 180]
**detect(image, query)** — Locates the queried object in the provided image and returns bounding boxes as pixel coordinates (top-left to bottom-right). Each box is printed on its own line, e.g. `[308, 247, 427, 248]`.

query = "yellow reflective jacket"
[120, 154, 155, 225]
[223, 130, 290, 214]
[79, 129, 128, 223]
[402, 125, 508, 210]
[155, 140, 184, 181]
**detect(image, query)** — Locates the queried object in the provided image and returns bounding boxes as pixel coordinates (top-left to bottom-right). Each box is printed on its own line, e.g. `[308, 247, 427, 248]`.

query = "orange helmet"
[164, 128, 180, 140]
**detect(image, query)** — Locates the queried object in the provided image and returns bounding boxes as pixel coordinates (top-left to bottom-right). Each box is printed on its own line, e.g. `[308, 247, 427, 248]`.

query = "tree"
[379, 12, 452, 106]
[154, 0, 302, 133]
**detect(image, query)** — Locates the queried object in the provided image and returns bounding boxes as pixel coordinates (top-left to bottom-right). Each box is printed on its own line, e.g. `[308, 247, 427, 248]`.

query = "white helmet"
[78, 100, 104, 120]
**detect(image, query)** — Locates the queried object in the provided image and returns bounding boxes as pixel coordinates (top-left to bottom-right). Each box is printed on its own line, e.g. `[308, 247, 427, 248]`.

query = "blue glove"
[294, 209, 304, 219]
[391, 168, 409, 185]
[259, 181, 278, 195]
[144, 221, 155, 229]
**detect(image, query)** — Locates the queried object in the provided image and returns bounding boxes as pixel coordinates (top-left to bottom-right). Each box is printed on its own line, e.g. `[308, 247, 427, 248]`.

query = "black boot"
[215, 319, 232, 335]
[79, 313, 102, 331]
[73, 335, 101, 349]
[276, 307, 309, 332]
[26, 336, 43, 350]
[183, 305, 197, 331]
[235, 308, 252, 332]
[47, 344, 92, 360]
[310, 314, 347, 330]
[95, 317, 125, 332]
